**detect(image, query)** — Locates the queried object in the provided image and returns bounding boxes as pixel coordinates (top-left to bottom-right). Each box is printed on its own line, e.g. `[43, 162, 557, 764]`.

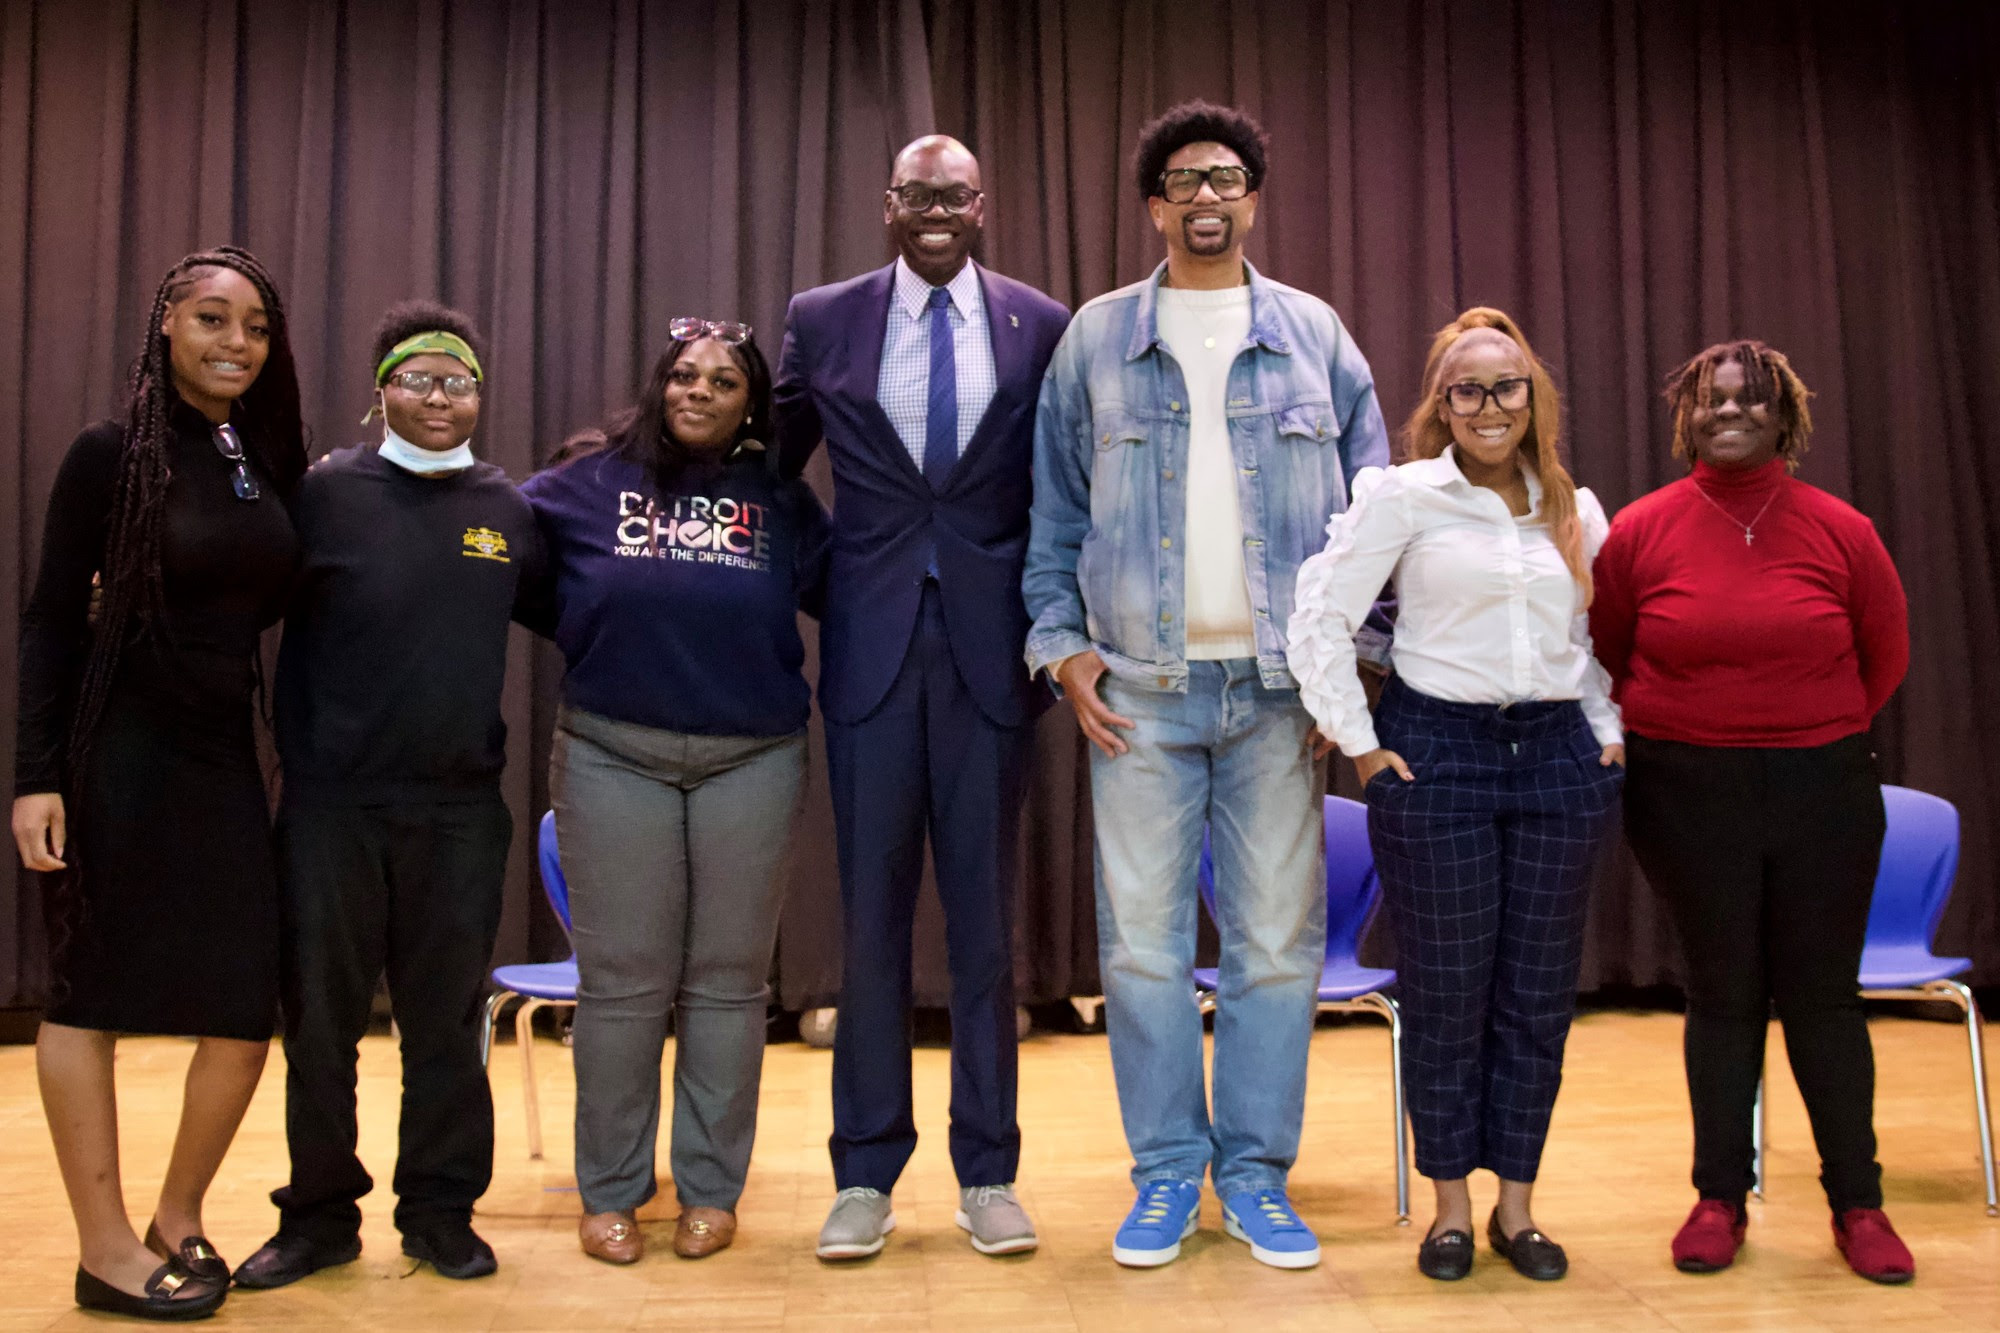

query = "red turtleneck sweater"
[1588, 458, 1909, 748]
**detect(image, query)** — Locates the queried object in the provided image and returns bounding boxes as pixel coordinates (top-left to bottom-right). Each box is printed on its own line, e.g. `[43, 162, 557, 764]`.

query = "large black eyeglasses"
[211, 423, 261, 501]
[1443, 377, 1532, 417]
[888, 182, 983, 215]
[669, 317, 753, 345]
[1157, 165, 1251, 203]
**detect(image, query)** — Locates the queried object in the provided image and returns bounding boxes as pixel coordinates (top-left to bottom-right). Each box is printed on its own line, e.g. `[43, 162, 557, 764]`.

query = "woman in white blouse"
[1288, 308, 1623, 1283]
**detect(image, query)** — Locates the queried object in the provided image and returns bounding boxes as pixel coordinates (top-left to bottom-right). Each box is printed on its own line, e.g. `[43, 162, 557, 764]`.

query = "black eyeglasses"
[669, 317, 753, 345]
[887, 183, 983, 215]
[1443, 377, 1532, 417]
[1157, 165, 1251, 204]
[386, 370, 480, 401]
[211, 423, 261, 501]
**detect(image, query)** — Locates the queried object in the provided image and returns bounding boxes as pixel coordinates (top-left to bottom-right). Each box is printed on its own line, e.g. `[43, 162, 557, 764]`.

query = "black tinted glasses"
[1157, 165, 1251, 203]
[1443, 377, 1532, 417]
[211, 423, 261, 501]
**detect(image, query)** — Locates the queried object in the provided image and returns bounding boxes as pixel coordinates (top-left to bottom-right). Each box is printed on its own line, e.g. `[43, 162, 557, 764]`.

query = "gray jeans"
[551, 706, 807, 1214]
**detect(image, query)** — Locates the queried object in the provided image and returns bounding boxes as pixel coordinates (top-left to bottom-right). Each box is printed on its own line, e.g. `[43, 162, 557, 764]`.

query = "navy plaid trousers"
[1365, 676, 1622, 1183]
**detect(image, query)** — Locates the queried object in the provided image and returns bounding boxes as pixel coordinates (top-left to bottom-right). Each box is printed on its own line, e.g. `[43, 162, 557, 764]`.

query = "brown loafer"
[580, 1210, 643, 1265]
[673, 1207, 736, 1259]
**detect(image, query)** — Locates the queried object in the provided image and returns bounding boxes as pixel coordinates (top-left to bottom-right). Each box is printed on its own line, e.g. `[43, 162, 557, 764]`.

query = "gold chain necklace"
[1692, 481, 1779, 546]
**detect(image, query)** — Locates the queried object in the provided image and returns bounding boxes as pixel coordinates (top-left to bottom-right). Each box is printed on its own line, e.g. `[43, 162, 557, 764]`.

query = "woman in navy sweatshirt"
[522, 321, 828, 1266]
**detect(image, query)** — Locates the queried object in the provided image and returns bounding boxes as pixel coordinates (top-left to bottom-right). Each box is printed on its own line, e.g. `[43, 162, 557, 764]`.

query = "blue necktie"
[923, 286, 958, 492]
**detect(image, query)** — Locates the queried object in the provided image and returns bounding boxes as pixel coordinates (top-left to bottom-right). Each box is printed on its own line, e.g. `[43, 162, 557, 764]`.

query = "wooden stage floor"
[0, 1009, 1997, 1330]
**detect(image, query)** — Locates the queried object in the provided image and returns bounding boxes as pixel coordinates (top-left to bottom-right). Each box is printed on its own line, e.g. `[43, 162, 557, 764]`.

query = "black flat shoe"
[75, 1262, 227, 1321]
[231, 1232, 363, 1290]
[1418, 1228, 1474, 1280]
[1487, 1209, 1567, 1281]
[145, 1221, 230, 1285]
[402, 1224, 497, 1280]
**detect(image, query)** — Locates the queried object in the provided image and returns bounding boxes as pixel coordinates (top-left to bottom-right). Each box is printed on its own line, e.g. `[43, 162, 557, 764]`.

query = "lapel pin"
[1009, 314, 1019, 327]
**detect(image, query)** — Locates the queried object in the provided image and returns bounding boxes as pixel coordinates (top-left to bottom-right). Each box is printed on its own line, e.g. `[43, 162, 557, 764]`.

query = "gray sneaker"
[955, 1184, 1039, 1255]
[816, 1187, 896, 1260]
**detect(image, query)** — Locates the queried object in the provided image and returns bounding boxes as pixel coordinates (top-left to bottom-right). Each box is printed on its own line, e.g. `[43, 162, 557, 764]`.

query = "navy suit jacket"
[775, 261, 1069, 729]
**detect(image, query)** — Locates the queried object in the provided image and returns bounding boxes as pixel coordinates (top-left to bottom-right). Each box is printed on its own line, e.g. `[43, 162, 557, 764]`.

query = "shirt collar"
[892, 255, 984, 323]
[1407, 448, 1546, 509]
[1127, 257, 1291, 362]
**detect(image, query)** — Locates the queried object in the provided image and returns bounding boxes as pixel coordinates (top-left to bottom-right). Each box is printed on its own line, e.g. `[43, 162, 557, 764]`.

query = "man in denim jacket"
[1024, 101, 1389, 1270]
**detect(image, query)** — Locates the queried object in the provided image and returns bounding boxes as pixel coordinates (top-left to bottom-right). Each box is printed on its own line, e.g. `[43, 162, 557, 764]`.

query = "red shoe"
[1832, 1207, 1914, 1284]
[1671, 1199, 1746, 1273]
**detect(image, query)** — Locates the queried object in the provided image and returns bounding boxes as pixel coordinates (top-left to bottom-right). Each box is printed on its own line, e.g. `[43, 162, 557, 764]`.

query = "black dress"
[15, 406, 298, 1039]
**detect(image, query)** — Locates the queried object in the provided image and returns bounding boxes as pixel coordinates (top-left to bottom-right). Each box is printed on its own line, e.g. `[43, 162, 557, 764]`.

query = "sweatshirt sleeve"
[15, 424, 121, 794]
[1587, 506, 1641, 696]
[1571, 489, 1623, 747]
[1846, 516, 1910, 721]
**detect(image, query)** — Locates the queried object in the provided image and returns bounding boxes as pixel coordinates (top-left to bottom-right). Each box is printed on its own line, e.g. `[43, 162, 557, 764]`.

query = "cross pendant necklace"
[1693, 483, 1778, 546]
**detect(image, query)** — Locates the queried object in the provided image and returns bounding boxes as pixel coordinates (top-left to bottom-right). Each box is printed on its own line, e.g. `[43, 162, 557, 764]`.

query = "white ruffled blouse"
[1287, 450, 1623, 756]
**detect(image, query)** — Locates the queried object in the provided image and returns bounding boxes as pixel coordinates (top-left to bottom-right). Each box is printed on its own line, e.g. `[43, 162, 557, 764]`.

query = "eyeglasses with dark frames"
[211, 423, 261, 501]
[887, 183, 983, 215]
[385, 369, 480, 401]
[1156, 165, 1252, 204]
[669, 317, 754, 346]
[1442, 377, 1532, 417]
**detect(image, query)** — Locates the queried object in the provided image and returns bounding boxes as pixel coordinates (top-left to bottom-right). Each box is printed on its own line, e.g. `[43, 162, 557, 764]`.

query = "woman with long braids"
[1591, 341, 1912, 1283]
[522, 323, 827, 1265]
[11, 246, 305, 1319]
[1289, 308, 1624, 1282]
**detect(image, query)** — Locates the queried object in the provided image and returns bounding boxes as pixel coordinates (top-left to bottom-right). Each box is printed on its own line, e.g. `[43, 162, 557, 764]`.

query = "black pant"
[1623, 732, 1886, 1212]
[272, 797, 510, 1240]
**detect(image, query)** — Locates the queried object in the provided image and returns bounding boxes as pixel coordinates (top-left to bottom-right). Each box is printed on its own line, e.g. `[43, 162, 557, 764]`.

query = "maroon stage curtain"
[2, 0, 1996, 1012]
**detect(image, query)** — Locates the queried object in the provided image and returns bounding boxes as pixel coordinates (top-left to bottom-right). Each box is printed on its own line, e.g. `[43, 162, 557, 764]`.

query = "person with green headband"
[234, 300, 549, 1291]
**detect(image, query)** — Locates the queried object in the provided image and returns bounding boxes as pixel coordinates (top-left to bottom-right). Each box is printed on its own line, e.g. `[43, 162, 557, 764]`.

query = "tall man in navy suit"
[775, 136, 1068, 1261]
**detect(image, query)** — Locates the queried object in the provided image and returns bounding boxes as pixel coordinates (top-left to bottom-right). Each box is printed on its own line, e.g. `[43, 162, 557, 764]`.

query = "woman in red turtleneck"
[1591, 340, 1911, 1285]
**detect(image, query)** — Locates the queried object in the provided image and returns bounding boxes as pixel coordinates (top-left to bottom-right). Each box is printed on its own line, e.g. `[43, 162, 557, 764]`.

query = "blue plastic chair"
[1750, 786, 1995, 1213]
[482, 810, 581, 1160]
[1193, 795, 1409, 1222]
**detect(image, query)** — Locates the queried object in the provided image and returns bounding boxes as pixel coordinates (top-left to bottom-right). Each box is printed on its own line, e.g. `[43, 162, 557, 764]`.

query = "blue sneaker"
[1112, 1180, 1202, 1268]
[1222, 1189, 1321, 1269]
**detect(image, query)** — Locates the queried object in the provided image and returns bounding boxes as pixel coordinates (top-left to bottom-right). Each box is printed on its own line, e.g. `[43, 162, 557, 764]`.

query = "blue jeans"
[1090, 659, 1326, 1197]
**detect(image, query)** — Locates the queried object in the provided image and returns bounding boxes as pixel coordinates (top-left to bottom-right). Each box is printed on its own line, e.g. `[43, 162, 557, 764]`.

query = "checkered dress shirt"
[877, 257, 998, 470]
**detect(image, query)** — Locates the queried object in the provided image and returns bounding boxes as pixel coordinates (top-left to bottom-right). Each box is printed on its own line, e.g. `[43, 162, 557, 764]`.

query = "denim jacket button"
[1169, 400, 1182, 412]
[1156, 675, 1170, 688]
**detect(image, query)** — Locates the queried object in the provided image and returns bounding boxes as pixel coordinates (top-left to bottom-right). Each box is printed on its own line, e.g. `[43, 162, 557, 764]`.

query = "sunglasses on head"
[669, 317, 753, 346]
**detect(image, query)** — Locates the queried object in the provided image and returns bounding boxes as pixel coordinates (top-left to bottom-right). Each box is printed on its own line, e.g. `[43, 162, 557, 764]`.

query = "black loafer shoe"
[1488, 1209, 1567, 1281]
[402, 1224, 497, 1280]
[1418, 1228, 1474, 1280]
[76, 1261, 227, 1321]
[145, 1222, 230, 1285]
[231, 1232, 363, 1290]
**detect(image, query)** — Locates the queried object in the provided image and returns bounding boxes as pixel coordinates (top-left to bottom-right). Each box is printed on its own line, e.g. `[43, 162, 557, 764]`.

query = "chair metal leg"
[1934, 979, 1998, 1216]
[516, 998, 546, 1160]
[480, 990, 518, 1069]
[1751, 1072, 1767, 1201]
[1375, 993, 1410, 1225]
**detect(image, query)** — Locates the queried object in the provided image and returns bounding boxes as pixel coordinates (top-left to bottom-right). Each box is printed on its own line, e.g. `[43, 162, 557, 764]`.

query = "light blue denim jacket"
[1024, 260, 1391, 693]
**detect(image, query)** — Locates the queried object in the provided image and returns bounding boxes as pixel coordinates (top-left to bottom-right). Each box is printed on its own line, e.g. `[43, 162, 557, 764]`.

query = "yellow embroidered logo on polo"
[462, 527, 510, 562]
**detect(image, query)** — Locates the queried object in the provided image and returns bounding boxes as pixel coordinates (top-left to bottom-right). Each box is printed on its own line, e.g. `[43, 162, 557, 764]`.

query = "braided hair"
[1663, 339, 1815, 471]
[66, 245, 306, 785]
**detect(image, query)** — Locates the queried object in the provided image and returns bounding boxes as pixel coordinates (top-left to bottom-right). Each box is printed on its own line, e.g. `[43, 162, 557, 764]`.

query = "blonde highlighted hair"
[1401, 306, 1591, 600]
